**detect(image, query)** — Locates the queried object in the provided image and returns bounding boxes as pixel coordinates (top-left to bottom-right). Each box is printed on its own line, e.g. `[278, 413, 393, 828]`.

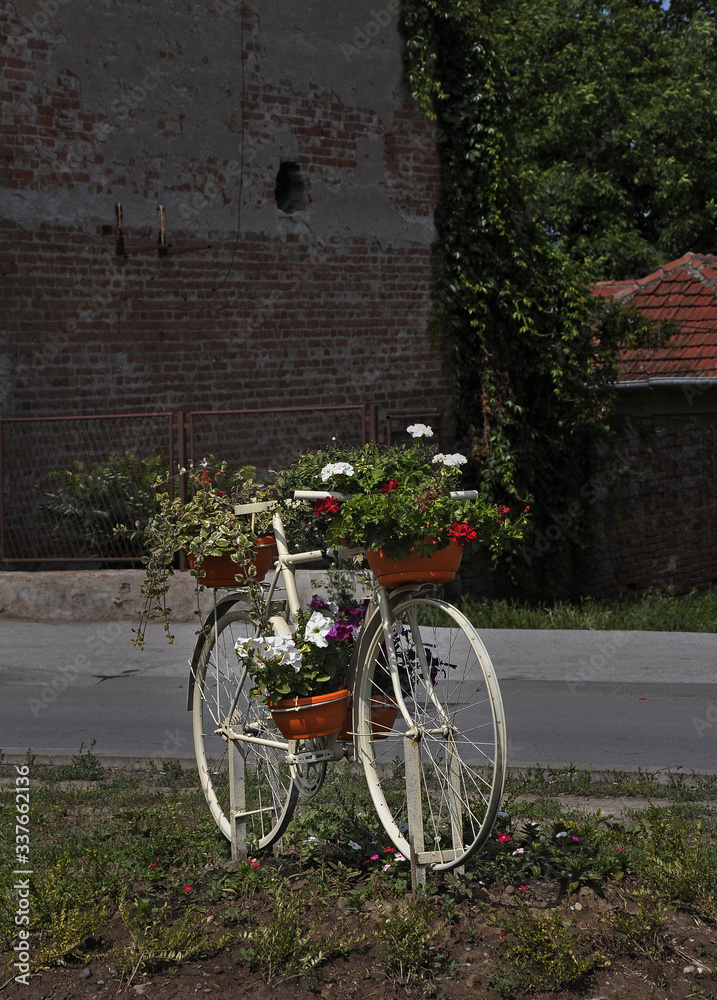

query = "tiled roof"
[593, 252, 717, 381]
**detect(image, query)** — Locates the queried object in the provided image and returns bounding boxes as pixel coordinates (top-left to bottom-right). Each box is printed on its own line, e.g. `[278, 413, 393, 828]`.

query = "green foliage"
[133, 459, 273, 647]
[281, 435, 528, 561]
[604, 886, 669, 959]
[375, 896, 449, 982]
[489, 902, 606, 994]
[461, 588, 717, 632]
[631, 806, 717, 916]
[115, 899, 224, 976]
[239, 886, 364, 982]
[400, 0, 678, 599]
[238, 603, 361, 700]
[35, 451, 167, 563]
[35, 903, 108, 969]
[490, 0, 717, 282]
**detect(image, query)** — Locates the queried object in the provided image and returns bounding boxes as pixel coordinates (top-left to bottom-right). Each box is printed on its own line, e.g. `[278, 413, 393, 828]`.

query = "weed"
[114, 899, 225, 977]
[239, 884, 365, 982]
[632, 806, 717, 916]
[489, 902, 606, 993]
[603, 887, 668, 958]
[462, 588, 717, 632]
[375, 896, 448, 983]
[35, 904, 108, 969]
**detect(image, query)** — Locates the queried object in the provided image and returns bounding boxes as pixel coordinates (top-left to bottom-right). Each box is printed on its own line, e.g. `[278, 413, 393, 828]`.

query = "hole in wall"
[274, 161, 304, 213]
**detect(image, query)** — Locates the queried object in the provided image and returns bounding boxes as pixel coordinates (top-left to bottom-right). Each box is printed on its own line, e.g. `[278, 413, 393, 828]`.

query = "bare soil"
[3, 877, 715, 1000]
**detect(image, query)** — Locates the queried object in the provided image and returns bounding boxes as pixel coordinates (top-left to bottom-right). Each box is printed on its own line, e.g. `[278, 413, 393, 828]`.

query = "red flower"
[314, 496, 340, 516]
[448, 521, 477, 547]
[379, 480, 401, 493]
[182, 884, 193, 892]
[495, 504, 510, 524]
[496, 832, 512, 843]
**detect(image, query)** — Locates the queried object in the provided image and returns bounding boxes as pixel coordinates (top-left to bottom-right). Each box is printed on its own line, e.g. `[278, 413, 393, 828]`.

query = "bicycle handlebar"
[293, 489, 478, 501]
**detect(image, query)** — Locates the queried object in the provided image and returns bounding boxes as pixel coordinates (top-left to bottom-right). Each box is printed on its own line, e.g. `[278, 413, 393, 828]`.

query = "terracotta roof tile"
[594, 253, 717, 381]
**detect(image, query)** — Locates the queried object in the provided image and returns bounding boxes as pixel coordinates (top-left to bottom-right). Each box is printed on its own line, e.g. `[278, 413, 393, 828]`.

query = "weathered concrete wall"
[0, 567, 370, 621]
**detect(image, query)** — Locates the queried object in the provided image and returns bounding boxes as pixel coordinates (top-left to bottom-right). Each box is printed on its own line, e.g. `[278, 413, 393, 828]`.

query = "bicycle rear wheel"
[192, 608, 298, 850]
[355, 595, 506, 871]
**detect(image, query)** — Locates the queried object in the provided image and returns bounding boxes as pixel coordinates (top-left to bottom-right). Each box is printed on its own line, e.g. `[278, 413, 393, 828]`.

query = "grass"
[1, 755, 716, 995]
[461, 587, 717, 631]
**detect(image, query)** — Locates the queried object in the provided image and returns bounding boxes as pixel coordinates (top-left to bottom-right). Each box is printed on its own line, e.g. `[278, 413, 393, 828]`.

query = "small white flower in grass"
[406, 423, 433, 438]
[348, 840, 361, 851]
[556, 831, 568, 838]
[320, 462, 354, 482]
[432, 452, 467, 467]
[304, 611, 333, 647]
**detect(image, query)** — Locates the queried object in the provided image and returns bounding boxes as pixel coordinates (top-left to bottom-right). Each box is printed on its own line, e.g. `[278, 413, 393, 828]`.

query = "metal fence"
[1, 404, 432, 563]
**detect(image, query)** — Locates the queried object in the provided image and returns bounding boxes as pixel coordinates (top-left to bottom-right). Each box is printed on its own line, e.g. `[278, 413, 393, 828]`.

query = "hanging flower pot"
[269, 688, 350, 740]
[188, 535, 276, 587]
[365, 539, 463, 587]
[337, 694, 398, 742]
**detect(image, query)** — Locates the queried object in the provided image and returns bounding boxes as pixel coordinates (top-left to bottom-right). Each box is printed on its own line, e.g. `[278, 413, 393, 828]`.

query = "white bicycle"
[188, 492, 507, 874]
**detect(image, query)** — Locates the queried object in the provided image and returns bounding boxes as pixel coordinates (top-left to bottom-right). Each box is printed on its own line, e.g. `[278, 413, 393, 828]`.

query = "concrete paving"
[2, 617, 715, 770]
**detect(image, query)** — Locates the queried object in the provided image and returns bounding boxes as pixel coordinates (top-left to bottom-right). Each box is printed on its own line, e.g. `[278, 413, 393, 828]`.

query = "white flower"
[432, 452, 467, 467]
[348, 840, 361, 851]
[304, 611, 333, 647]
[406, 423, 433, 438]
[320, 462, 354, 482]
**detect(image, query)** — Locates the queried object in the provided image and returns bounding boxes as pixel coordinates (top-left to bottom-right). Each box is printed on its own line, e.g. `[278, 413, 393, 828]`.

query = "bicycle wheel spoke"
[357, 595, 506, 871]
[192, 609, 298, 850]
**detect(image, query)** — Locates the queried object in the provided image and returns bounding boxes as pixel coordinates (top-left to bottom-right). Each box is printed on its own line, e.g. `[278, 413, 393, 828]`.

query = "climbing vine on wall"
[400, 0, 670, 598]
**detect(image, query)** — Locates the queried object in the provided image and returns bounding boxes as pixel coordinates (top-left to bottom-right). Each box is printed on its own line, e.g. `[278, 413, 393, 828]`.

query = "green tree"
[401, 0, 673, 597]
[493, 0, 717, 281]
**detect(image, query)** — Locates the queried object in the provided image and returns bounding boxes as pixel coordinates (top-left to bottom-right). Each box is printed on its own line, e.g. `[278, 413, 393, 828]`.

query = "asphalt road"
[1, 621, 715, 770]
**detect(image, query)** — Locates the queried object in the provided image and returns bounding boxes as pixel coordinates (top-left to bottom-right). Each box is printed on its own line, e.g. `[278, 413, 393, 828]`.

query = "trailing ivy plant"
[400, 0, 674, 598]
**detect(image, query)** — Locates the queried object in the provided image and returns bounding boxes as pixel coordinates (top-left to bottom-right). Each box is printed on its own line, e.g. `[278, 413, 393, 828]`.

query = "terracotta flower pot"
[188, 535, 276, 587]
[269, 688, 350, 740]
[365, 540, 463, 587]
[337, 694, 398, 742]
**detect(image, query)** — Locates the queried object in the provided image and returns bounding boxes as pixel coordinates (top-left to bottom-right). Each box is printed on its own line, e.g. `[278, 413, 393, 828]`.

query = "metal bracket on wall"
[111, 203, 211, 258]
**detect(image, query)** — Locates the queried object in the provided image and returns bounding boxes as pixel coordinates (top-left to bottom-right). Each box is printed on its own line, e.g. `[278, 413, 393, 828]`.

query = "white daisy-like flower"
[320, 462, 355, 482]
[406, 423, 433, 438]
[432, 452, 467, 467]
[304, 610, 333, 647]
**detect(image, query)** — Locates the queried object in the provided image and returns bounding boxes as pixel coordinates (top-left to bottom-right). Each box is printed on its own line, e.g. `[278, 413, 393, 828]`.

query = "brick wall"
[1, 0, 452, 435]
[586, 412, 717, 597]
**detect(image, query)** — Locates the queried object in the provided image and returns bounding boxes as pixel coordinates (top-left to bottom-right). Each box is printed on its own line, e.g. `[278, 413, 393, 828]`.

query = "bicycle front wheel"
[192, 608, 298, 850]
[355, 596, 506, 871]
